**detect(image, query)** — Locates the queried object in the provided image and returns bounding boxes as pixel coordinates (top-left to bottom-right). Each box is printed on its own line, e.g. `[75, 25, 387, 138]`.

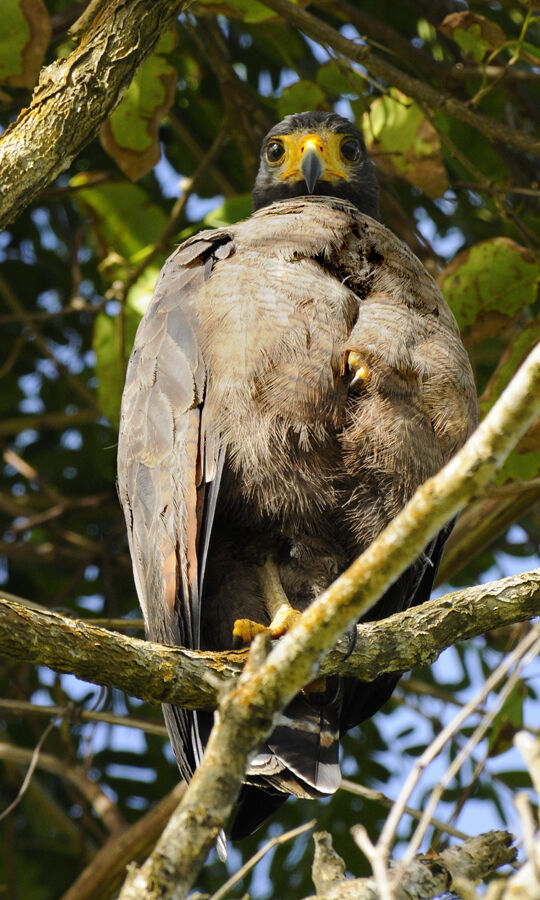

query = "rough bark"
[304, 830, 516, 900]
[1, 568, 539, 711]
[0, 0, 188, 228]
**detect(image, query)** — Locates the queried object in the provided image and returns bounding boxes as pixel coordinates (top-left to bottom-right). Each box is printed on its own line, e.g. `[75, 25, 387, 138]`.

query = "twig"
[169, 111, 236, 196]
[0, 409, 98, 437]
[0, 723, 56, 824]
[0, 274, 99, 411]
[0, 741, 126, 833]
[378, 625, 540, 867]
[0, 698, 166, 736]
[208, 819, 316, 900]
[340, 779, 470, 842]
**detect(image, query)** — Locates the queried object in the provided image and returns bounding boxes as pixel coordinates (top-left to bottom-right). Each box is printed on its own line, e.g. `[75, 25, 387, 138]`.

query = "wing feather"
[118, 231, 234, 780]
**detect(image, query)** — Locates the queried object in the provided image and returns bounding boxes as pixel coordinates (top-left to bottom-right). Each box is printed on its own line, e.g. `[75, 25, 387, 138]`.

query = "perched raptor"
[118, 111, 477, 841]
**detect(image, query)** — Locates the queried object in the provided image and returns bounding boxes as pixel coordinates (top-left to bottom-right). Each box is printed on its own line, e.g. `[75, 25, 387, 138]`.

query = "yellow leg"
[232, 558, 300, 644]
[232, 558, 326, 694]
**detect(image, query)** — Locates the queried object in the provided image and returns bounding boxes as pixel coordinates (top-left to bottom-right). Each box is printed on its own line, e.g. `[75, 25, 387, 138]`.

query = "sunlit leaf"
[71, 177, 168, 269]
[440, 237, 540, 330]
[441, 238, 540, 482]
[100, 29, 177, 180]
[363, 89, 448, 198]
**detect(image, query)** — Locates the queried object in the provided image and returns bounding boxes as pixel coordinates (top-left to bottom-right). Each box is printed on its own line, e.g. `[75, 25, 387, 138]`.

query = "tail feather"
[247, 685, 342, 797]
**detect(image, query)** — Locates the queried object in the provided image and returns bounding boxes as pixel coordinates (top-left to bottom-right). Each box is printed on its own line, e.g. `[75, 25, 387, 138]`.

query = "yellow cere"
[275, 130, 350, 184]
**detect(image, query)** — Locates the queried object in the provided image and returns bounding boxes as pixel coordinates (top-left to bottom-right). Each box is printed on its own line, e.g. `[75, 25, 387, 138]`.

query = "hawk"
[118, 111, 477, 842]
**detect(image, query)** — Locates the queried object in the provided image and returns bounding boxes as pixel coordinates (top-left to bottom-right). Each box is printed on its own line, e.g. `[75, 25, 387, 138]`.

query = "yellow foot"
[346, 350, 371, 388]
[268, 603, 302, 638]
[232, 618, 270, 646]
[232, 604, 302, 648]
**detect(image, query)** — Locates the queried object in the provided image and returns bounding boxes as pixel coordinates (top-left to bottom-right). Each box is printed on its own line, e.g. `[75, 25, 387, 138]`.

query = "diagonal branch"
[0, 0, 189, 228]
[116, 341, 540, 898]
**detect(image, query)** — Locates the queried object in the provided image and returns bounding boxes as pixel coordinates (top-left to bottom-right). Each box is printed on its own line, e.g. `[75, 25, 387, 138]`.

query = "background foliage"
[0, 0, 539, 897]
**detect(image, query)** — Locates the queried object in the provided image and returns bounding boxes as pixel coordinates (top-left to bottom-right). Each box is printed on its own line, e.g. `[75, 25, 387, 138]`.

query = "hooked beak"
[300, 149, 323, 194]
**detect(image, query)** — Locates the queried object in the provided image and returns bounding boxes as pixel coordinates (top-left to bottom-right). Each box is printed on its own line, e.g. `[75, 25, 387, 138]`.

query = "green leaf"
[203, 194, 252, 226]
[71, 178, 168, 268]
[363, 90, 448, 197]
[277, 80, 326, 119]
[93, 266, 159, 425]
[497, 449, 540, 482]
[522, 41, 540, 62]
[0, 0, 50, 87]
[439, 12, 506, 62]
[435, 111, 508, 185]
[480, 320, 540, 416]
[488, 685, 525, 757]
[454, 25, 492, 63]
[316, 60, 365, 98]
[441, 238, 540, 483]
[440, 237, 540, 330]
[100, 29, 177, 179]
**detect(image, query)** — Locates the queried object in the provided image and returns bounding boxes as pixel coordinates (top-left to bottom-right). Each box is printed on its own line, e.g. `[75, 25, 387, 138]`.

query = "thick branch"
[1, 568, 539, 710]
[0, 0, 188, 228]
[59, 784, 186, 900]
[261, 0, 540, 156]
[306, 830, 516, 900]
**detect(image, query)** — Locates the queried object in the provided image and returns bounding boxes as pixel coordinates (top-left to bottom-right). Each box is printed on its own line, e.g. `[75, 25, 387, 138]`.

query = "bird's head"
[252, 110, 379, 219]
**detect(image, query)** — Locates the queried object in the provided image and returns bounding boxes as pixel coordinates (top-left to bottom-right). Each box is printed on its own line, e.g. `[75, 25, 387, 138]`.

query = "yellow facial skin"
[265, 129, 359, 187]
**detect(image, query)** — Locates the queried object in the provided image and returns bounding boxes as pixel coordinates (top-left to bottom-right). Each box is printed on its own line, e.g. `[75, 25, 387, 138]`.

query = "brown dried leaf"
[439, 12, 506, 62]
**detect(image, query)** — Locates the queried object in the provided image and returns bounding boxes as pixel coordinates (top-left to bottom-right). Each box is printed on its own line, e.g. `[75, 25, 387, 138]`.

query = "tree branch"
[261, 0, 540, 156]
[305, 829, 516, 900]
[59, 784, 186, 900]
[1, 568, 539, 712]
[115, 341, 540, 898]
[0, 0, 188, 228]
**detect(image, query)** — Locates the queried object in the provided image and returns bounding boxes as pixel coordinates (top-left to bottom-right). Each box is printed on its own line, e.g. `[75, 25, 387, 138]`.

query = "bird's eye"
[341, 138, 361, 162]
[266, 141, 285, 164]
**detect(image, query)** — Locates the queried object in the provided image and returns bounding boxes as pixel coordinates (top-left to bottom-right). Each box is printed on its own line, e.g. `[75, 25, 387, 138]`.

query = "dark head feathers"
[252, 110, 379, 219]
